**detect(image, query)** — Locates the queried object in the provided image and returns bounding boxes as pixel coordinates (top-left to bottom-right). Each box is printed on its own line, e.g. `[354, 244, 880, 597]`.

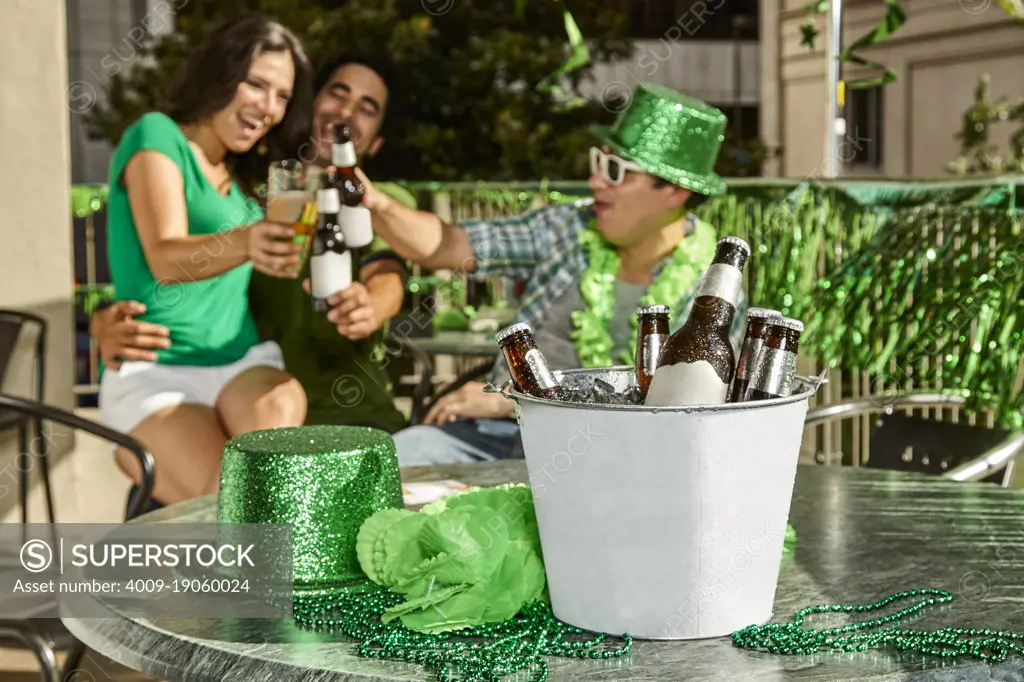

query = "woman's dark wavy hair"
[159, 14, 313, 198]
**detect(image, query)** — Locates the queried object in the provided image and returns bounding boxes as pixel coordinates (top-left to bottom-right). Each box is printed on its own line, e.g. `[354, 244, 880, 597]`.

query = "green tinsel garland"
[448, 182, 1024, 427]
[805, 205, 1024, 428]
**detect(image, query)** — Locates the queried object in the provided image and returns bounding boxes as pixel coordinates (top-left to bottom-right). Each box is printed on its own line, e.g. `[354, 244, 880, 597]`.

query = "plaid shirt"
[460, 198, 749, 382]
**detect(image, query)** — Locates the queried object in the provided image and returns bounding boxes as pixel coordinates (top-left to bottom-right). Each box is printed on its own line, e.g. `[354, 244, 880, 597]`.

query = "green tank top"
[106, 112, 264, 367]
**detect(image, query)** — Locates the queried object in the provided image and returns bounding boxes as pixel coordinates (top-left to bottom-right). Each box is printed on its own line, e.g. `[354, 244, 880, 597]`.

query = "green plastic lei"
[570, 218, 718, 368]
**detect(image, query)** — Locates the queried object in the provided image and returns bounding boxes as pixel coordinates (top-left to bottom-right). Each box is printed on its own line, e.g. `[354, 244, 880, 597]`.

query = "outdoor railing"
[70, 176, 1024, 465]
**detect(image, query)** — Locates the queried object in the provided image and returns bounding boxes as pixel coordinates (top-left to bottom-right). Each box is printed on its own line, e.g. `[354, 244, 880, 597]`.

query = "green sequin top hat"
[589, 82, 728, 196]
[216, 425, 404, 594]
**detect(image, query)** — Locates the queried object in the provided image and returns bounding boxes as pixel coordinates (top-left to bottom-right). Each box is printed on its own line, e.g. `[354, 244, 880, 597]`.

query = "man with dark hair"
[359, 83, 749, 466]
[91, 53, 412, 437]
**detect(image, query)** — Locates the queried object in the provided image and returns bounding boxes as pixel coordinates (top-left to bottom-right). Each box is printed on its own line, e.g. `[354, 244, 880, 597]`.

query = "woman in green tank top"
[100, 15, 316, 510]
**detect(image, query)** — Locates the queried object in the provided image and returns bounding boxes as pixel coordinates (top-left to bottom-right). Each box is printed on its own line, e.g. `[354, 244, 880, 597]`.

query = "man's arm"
[90, 301, 171, 369]
[359, 257, 407, 325]
[358, 168, 548, 280]
[368, 191, 477, 272]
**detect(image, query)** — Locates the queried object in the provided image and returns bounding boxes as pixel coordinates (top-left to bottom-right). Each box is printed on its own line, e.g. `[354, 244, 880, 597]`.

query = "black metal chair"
[0, 392, 156, 682]
[0, 310, 55, 525]
[407, 352, 496, 426]
[804, 391, 1024, 486]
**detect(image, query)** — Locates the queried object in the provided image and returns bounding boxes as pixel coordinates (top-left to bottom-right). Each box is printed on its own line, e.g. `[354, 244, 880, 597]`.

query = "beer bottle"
[644, 236, 750, 407]
[745, 317, 804, 401]
[729, 307, 782, 402]
[634, 304, 670, 402]
[495, 323, 562, 400]
[309, 183, 352, 314]
[331, 124, 374, 250]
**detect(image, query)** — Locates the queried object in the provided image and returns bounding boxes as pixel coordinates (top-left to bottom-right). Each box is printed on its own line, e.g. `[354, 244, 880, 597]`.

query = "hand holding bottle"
[353, 167, 394, 214]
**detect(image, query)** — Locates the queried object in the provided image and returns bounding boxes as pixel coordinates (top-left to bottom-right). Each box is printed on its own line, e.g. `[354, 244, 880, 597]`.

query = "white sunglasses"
[589, 146, 643, 185]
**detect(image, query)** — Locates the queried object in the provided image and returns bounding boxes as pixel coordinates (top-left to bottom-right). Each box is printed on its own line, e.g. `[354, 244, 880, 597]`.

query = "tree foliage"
[84, 0, 635, 182]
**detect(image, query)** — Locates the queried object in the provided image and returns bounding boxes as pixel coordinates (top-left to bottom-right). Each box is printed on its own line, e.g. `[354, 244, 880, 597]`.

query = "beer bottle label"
[696, 263, 742, 304]
[317, 189, 341, 214]
[749, 348, 797, 397]
[310, 250, 352, 299]
[643, 333, 666, 376]
[340, 205, 374, 248]
[332, 141, 357, 168]
[526, 349, 559, 390]
[735, 336, 765, 381]
[644, 360, 729, 406]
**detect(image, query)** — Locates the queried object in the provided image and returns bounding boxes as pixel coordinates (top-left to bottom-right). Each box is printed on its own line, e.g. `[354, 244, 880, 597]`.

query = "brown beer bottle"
[644, 236, 750, 406]
[331, 124, 373, 250]
[745, 317, 804, 401]
[634, 304, 670, 402]
[496, 323, 563, 400]
[309, 181, 352, 314]
[730, 307, 782, 402]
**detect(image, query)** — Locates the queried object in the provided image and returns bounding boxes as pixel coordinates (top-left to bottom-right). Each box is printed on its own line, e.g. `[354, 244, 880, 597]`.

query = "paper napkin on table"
[402, 480, 469, 506]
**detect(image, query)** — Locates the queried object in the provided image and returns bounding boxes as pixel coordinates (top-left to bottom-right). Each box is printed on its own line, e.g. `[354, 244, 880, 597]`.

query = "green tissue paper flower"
[355, 484, 547, 634]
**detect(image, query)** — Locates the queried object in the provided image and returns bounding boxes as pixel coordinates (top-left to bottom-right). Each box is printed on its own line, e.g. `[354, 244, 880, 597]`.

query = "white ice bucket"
[507, 366, 825, 640]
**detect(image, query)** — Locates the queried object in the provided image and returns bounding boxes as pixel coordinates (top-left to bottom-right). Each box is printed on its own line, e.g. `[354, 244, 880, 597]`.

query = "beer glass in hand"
[267, 160, 319, 275]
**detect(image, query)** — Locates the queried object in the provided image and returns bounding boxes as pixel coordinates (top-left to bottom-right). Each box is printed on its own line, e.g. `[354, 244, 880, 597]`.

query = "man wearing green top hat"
[90, 53, 413, 439]
[359, 82, 749, 465]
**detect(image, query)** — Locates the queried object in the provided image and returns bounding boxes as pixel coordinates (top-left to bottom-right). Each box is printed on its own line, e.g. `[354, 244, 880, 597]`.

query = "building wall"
[67, 0, 175, 184]
[761, 0, 1024, 178]
[580, 40, 760, 108]
[0, 0, 77, 518]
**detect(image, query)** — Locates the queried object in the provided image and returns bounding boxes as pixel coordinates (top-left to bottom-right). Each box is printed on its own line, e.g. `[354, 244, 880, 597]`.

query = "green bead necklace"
[292, 586, 632, 682]
[733, 588, 1024, 663]
[292, 586, 1024, 681]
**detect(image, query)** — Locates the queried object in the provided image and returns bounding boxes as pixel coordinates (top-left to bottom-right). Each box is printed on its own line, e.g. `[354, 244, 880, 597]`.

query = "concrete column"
[0, 0, 77, 518]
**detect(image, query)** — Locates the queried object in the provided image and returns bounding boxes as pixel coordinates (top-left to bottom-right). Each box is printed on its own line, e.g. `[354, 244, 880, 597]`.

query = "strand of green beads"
[732, 589, 1024, 663]
[292, 587, 632, 682]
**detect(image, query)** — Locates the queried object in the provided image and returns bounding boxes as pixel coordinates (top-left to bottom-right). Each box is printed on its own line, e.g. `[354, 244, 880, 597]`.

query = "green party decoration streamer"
[839, 0, 908, 89]
[799, 0, 908, 88]
[996, 0, 1024, 20]
[537, 7, 590, 111]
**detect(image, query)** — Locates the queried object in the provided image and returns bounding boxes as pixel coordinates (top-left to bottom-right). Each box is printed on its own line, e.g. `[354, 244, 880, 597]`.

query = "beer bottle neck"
[687, 297, 736, 331]
[332, 141, 357, 168]
[768, 329, 801, 355]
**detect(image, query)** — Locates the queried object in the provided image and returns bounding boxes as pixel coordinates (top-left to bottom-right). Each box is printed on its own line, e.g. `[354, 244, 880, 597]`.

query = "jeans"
[392, 418, 524, 467]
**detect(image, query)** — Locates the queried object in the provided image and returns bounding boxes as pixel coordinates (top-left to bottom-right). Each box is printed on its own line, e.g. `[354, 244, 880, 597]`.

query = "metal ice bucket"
[506, 365, 825, 640]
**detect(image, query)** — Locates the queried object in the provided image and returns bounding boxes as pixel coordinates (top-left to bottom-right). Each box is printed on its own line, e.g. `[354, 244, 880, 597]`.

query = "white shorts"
[99, 340, 286, 435]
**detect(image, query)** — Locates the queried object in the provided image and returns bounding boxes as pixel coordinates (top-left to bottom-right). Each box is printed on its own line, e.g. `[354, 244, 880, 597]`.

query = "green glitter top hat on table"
[216, 425, 404, 594]
[589, 82, 728, 196]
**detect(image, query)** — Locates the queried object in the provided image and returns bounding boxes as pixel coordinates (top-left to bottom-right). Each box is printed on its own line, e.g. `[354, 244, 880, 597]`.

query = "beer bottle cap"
[636, 304, 669, 316]
[774, 317, 804, 333]
[719, 236, 751, 257]
[748, 307, 782, 320]
[495, 322, 532, 344]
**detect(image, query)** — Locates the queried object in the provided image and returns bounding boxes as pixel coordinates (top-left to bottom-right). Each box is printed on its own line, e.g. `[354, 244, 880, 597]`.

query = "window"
[844, 86, 884, 168]
[131, 0, 149, 30]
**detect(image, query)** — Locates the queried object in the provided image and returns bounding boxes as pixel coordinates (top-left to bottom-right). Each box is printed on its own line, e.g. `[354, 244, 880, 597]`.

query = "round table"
[406, 331, 498, 357]
[63, 461, 1024, 681]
